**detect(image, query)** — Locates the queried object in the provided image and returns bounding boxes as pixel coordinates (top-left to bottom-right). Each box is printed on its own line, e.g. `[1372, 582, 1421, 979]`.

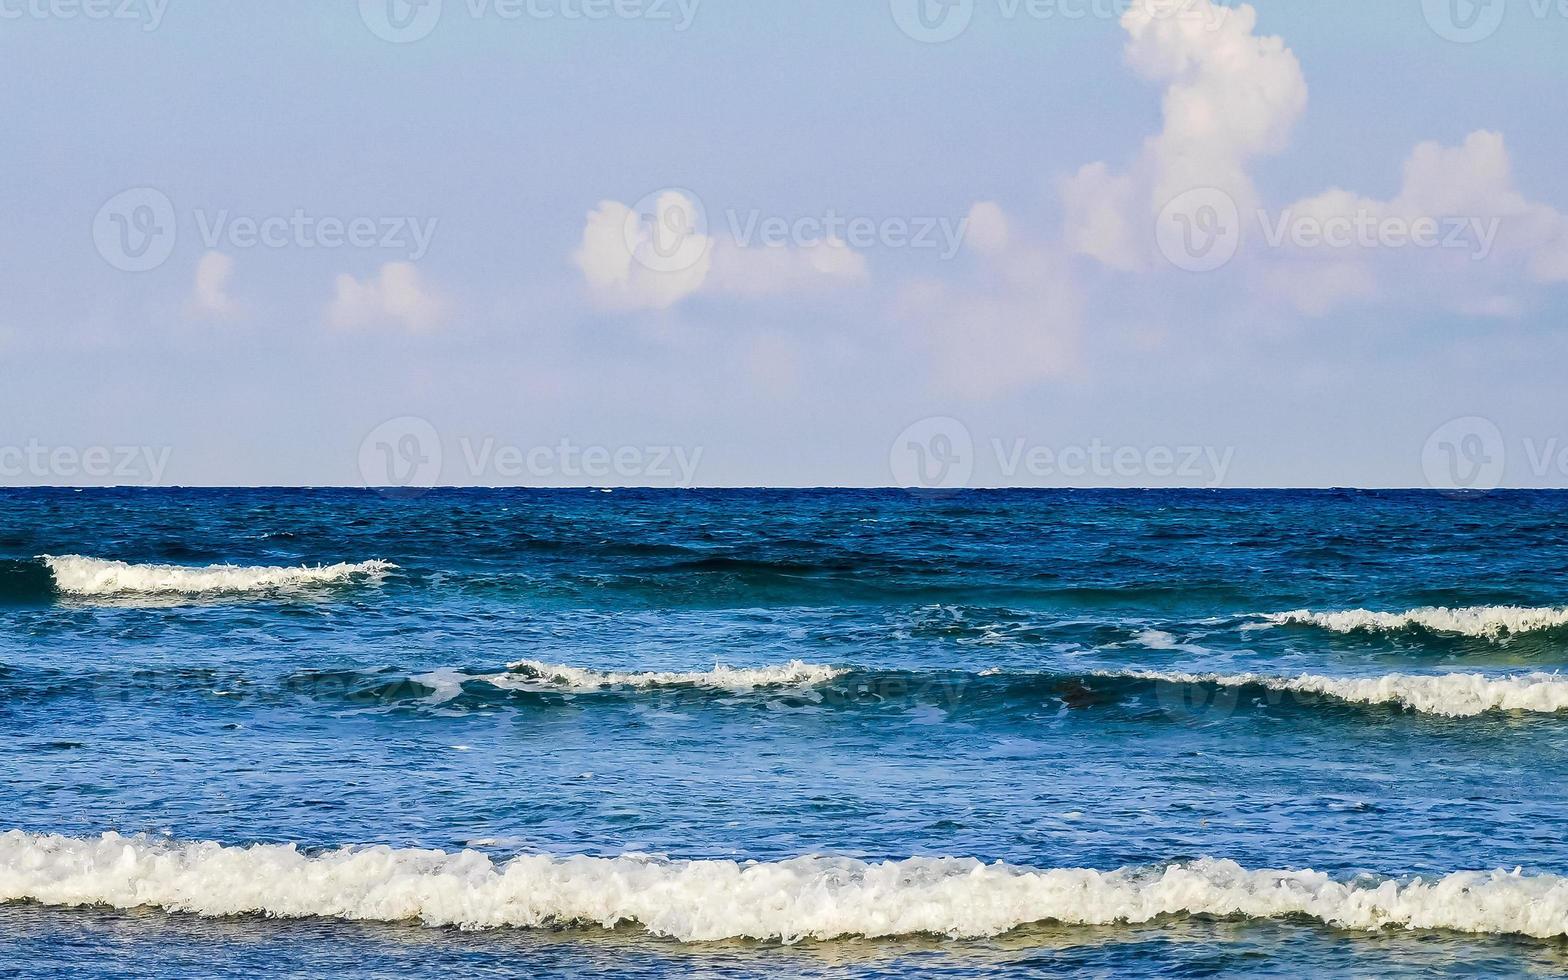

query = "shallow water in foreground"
[3, 488, 1568, 976]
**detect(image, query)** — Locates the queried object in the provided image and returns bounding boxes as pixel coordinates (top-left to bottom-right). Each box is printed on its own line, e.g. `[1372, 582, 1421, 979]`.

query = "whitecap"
[4, 832, 1566, 942]
[1124, 669, 1568, 717]
[41, 555, 396, 597]
[496, 660, 846, 693]
[1263, 606, 1568, 638]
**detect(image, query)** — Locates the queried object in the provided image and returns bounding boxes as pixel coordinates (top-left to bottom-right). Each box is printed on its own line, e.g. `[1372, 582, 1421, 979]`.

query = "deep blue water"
[3, 488, 1568, 977]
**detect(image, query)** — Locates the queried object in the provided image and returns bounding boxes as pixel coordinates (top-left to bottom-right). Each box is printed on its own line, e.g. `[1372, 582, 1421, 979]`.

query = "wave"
[495, 660, 1568, 718]
[8, 654, 1559, 722]
[40, 555, 396, 598]
[1263, 605, 1568, 638]
[0, 558, 59, 604]
[4, 832, 1566, 942]
[499, 659, 847, 693]
[6, 657, 1549, 723]
[1124, 670, 1568, 718]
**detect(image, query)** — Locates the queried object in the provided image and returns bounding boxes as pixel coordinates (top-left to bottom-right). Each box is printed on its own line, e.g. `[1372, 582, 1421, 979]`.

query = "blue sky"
[3, 0, 1566, 488]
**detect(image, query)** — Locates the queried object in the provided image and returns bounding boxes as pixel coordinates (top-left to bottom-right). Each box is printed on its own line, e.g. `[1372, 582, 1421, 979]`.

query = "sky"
[3, 0, 1566, 489]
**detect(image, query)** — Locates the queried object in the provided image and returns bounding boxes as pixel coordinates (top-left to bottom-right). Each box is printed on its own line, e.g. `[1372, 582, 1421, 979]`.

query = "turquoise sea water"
[3, 488, 1568, 976]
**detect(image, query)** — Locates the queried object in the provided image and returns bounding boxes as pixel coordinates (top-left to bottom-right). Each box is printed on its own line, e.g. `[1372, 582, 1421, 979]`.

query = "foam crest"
[499, 659, 846, 693]
[42, 555, 396, 597]
[4, 832, 1567, 942]
[1264, 605, 1568, 638]
[1127, 670, 1568, 717]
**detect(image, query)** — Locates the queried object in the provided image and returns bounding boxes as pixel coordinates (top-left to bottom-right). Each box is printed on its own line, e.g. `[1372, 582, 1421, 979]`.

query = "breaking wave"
[40, 555, 396, 598]
[4, 832, 1567, 943]
[493, 660, 1568, 718]
[1124, 670, 1568, 718]
[1263, 605, 1568, 638]
[10, 656, 1563, 721]
[498, 659, 847, 692]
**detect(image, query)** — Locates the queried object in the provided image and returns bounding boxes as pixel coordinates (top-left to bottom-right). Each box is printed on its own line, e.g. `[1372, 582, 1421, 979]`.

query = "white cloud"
[187, 251, 238, 318]
[1052, 1, 1565, 322]
[573, 193, 713, 311]
[1267, 131, 1568, 313]
[327, 261, 444, 331]
[1062, 163, 1140, 271]
[709, 236, 868, 296]
[900, 203, 1080, 397]
[573, 190, 867, 311]
[1062, 0, 1307, 270]
[964, 201, 1011, 256]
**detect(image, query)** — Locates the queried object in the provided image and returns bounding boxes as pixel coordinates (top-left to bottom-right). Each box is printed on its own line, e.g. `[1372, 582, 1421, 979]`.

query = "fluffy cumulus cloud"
[573, 193, 713, 311]
[709, 235, 868, 297]
[1267, 131, 1568, 312]
[964, 201, 1011, 257]
[1056, 0, 1565, 320]
[187, 251, 238, 318]
[327, 262, 444, 331]
[1062, 0, 1307, 270]
[573, 190, 866, 311]
[557, 0, 1566, 398]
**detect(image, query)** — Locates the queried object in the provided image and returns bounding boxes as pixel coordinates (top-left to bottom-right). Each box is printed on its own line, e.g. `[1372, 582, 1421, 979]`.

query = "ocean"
[3, 488, 1568, 976]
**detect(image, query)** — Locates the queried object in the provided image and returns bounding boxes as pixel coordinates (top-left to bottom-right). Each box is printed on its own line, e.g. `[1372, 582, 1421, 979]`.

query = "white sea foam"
[4, 832, 1567, 942]
[1125, 670, 1568, 718]
[1129, 629, 1212, 655]
[41, 555, 396, 597]
[498, 659, 846, 693]
[1264, 606, 1568, 638]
